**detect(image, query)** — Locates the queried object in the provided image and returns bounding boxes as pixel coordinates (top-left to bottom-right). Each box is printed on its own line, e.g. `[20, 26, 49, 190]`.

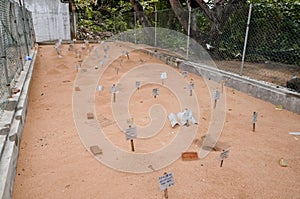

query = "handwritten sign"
[125, 126, 137, 140]
[153, 88, 159, 98]
[220, 149, 230, 160]
[111, 85, 119, 93]
[159, 172, 175, 191]
[252, 112, 258, 123]
[136, 81, 141, 89]
[188, 82, 194, 90]
[213, 90, 221, 100]
[182, 71, 188, 78]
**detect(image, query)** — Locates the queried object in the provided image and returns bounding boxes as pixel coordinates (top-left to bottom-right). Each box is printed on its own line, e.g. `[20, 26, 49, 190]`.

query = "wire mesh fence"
[77, 3, 299, 90]
[0, 1, 35, 118]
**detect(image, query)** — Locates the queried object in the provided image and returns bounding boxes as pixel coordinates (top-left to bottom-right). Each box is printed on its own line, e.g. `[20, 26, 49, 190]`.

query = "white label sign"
[160, 72, 167, 79]
[111, 85, 119, 93]
[252, 112, 258, 123]
[213, 90, 220, 100]
[188, 82, 194, 90]
[96, 85, 103, 91]
[125, 127, 137, 140]
[159, 172, 175, 191]
[153, 88, 159, 97]
[136, 81, 141, 89]
[220, 149, 230, 160]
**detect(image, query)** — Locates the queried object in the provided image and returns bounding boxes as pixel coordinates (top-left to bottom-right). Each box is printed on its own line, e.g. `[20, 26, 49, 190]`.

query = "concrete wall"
[140, 49, 300, 115]
[0, 48, 36, 199]
[24, 0, 71, 42]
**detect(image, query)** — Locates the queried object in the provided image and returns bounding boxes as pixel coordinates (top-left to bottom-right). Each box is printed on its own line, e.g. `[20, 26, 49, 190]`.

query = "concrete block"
[87, 113, 94, 120]
[181, 152, 199, 161]
[90, 145, 102, 155]
[75, 86, 80, 91]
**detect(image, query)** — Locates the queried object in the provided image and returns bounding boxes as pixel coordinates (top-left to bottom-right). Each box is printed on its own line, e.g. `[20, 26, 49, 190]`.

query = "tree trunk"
[130, 0, 152, 27]
[194, 0, 246, 58]
[169, 0, 203, 41]
[129, 0, 155, 45]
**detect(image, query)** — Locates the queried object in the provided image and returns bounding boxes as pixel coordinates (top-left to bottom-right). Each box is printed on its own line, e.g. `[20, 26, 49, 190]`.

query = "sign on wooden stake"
[159, 172, 175, 199]
[252, 112, 258, 132]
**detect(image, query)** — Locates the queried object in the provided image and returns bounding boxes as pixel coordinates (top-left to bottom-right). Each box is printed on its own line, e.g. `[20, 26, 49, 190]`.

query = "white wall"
[24, 0, 71, 42]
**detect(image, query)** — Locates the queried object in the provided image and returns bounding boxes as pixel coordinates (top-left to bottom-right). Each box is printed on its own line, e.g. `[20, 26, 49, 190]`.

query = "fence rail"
[0, 1, 35, 118]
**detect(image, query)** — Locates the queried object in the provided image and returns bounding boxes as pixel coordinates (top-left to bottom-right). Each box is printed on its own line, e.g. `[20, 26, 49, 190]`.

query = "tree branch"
[169, 0, 189, 32]
[130, 0, 152, 27]
[194, 0, 214, 22]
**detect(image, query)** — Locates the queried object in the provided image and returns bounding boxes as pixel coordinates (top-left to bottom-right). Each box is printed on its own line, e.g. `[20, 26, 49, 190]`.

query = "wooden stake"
[164, 188, 168, 199]
[252, 112, 258, 132]
[163, 172, 169, 199]
[113, 93, 116, 103]
[220, 159, 224, 167]
[221, 80, 225, 94]
[130, 139, 135, 152]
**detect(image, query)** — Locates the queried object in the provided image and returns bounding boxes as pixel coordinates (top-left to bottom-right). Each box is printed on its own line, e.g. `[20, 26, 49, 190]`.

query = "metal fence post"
[186, 4, 191, 60]
[154, 3, 157, 48]
[240, 4, 253, 76]
[134, 11, 137, 44]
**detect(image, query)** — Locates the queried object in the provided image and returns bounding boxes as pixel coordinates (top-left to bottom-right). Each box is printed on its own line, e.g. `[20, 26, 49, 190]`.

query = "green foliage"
[75, 0, 299, 65]
[247, 2, 300, 65]
[75, 0, 133, 34]
[218, 2, 300, 65]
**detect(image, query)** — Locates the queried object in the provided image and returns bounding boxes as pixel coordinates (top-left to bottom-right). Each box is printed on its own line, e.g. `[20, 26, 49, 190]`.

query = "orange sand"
[12, 44, 300, 199]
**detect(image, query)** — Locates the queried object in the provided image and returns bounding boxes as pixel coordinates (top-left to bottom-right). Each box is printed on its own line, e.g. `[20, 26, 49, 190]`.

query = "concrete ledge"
[0, 48, 37, 199]
[138, 48, 300, 114]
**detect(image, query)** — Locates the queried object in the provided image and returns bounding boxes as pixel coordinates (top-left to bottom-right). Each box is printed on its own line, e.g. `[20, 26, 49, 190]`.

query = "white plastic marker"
[104, 46, 109, 57]
[124, 51, 129, 59]
[160, 72, 167, 85]
[99, 60, 104, 68]
[110, 84, 119, 103]
[159, 172, 175, 199]
[125, 125, 137, 152]
[289, 132, 300, 136]
[135, 81, 141, 90]
[152, 88, 159, 98]
[220, 149, 230, 167]
[96, 85, 103, 95]
[188, 79, 194, 96]
[213, 90, 221, 109]
[252, 112, 258, 132]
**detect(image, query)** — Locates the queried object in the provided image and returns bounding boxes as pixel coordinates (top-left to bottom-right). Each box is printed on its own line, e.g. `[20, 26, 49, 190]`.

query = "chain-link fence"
[0, 1, 35, 118]
[77, 3, 299, 90]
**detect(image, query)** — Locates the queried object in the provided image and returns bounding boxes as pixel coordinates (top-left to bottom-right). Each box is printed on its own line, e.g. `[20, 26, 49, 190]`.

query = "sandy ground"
[12, 43, 300, 199]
